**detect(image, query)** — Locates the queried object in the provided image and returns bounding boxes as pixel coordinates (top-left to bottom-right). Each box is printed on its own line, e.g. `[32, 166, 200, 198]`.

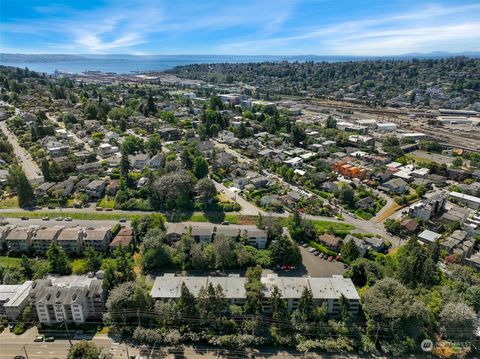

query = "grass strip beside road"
[0, 211, 140, 221]
[311, 220, 354, 234]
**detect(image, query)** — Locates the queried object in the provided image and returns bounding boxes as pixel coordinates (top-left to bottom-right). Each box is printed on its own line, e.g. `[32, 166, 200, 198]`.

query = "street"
[0, 121, 44, 184]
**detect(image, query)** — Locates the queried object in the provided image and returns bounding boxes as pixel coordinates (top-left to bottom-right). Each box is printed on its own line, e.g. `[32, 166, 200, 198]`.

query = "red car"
[328, 256, 334, 262]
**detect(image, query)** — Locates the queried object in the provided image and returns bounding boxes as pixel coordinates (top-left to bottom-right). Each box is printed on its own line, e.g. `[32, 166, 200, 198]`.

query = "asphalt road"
[0, 216, 126, 228]
[0, 120, 44, 184]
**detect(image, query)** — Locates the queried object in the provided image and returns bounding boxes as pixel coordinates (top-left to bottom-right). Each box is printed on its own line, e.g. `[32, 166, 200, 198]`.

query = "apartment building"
[150, 273, 360, 316]
[5, 226, 37, 253]
[56, 227, 84, 255]
[83, 227, 112, 251]
[34, 273, 104, 325]
[31, 226, 64, 255]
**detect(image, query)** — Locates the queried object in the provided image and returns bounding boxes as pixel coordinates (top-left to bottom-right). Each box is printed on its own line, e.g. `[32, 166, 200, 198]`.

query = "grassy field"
[0, 196, 18, 209]
[98, 196, 115, 209]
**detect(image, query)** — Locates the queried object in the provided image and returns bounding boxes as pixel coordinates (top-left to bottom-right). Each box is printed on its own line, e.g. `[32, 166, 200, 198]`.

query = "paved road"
[0, 120, 44, 184]
[0, 216, 127, 228]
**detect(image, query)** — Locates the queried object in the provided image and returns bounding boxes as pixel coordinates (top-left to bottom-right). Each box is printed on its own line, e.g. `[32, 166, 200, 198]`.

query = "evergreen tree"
[46, 242, 71, 275]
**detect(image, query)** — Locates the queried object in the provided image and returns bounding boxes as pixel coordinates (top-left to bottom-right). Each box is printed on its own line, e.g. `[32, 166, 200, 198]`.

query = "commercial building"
[408, 192, 447, 221]
[449, 191, 480, 210]
[150, 273, 360, 316]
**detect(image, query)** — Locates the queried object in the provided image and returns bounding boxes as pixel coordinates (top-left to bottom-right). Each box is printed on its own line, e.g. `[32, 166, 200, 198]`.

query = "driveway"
[213, 180, 264, 216]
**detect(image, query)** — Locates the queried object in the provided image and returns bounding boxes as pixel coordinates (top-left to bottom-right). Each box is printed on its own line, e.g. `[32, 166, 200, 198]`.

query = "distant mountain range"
[1, 51, 480, 63]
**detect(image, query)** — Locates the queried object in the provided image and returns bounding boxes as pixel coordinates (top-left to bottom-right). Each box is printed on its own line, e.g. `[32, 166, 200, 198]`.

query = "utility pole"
[64, 319, 73, 347]
[23, 345, 29, 359]
[125, 344, 130, 359]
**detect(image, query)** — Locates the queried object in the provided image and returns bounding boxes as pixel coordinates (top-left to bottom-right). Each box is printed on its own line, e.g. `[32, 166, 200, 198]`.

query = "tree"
[46, 242, 70, 275]
[439, 301, 477, 340]
[84, 246, 102, 272]
[20, 255, 34, 279]
[122, 135, 144, 155]
[196, 178, 217, 203]
[270, 285, 288, 320]
[146, 134, 162, 155]
[150, 170, 194, 209]
[177, 282, 197, 316]
[270, 236, 301, 266]
[325, 116, 337, 129]
[213, 234, 236, 270]
[104, 281, 153, 333]
[119, 149, 130, 178]
[341, 239, 360, 262]
[362, 278, 429, 354]
[384, 219, 402, 236]
[67, 340, 102, 359]
[291, 123, 306, 146]
[336, 184, 354, 206]
[7, 165, 33, 207]
[452, 157, 463, 168]
[244, 266, 263, 315]
[192, 156, 209, 179]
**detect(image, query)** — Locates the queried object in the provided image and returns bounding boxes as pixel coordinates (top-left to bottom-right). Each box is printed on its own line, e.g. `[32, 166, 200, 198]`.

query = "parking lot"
[298, 245, 347, 277]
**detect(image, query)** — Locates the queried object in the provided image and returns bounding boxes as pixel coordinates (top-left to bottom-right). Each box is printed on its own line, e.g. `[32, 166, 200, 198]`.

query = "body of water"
[0, 54, 363, 74]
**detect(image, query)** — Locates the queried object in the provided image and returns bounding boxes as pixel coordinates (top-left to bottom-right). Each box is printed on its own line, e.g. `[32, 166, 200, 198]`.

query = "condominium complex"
[150, 273, 360, 316]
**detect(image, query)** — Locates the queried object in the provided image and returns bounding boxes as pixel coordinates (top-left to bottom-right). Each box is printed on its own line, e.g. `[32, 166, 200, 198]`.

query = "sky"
[1, 0, 479, 56]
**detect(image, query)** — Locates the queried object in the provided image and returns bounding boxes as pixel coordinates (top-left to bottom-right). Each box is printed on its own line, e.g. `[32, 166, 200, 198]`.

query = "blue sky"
[1, 0, 479, 55]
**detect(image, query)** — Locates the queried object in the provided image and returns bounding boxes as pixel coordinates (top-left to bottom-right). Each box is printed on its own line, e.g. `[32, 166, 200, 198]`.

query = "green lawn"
[98, 196, 115, 209]
[0, 256, 22, 268]
[311, 220, 354, 234]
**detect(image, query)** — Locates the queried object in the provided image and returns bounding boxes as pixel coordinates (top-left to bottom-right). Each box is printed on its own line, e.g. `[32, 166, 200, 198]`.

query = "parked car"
[14, 356, 26, 359]
[21, 216, 29, 220]
[64, 217, 72, 221]
[313, 250, 320, 256]
[119, 218, 127, 223]
[45, 337, 55, 342]
[302, 243, 309, 248]
[221, 221, 230, 225]
[34, 336, 44, 342]
[42, 217, 50, 221]
[54, 217, 63, 221]
[319, 253, 325, 259]
[328, 256, 334, 262]
[308, 247, 315, 253]
[343, 263, 349, 269]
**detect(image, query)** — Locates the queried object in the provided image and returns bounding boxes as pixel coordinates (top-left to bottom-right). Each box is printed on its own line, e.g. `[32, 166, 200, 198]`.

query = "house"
[0, 225, 14, 247]
[129, 153, 150, 170]
[149, 153, 165, 169]
[158, 127, 181, 141]
[344, 234, 385, 256]
[34, 273, 104, 325]
[106, 180, 119, 196]
[250, 176, 269, 189]
[401, 218, 419, 233]
[356, 197, 375, 211]
[197, 141, 215, 157]
[56, 227, 83, 255]
[83, 227, 112, 251]
[440, 230, 474, 259]
[379, 178, 408, 194]
[34, 182, 55, 197]
[284, 157, 303, 168]
[31, 226, 64, 255]
[165, 223, 214, 244]
[109, 227, 134, 251]
[48, 145, 69, 158]
[85, 180, 106, 199]
[50, 176, 77, 197]
[232, 177, 249, 190]
[75, 178, 91, 192]
[318, 234, 343, 251]
[77, 162, 102, 174]
[418, 229, 441, 244]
